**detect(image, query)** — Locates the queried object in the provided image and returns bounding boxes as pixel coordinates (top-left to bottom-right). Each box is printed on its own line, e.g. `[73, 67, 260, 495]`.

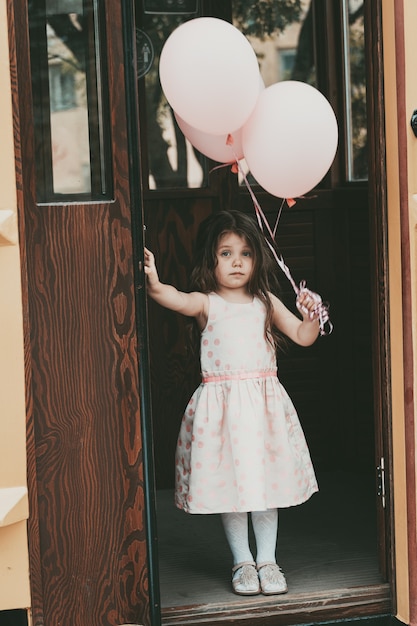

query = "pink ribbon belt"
[202, 370, 276, 383]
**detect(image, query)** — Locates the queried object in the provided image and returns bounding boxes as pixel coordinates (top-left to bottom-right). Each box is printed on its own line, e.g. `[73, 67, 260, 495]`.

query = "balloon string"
[273, 198, 285, 238]
[223, 144, 332, 336]
[209, 162, 230, 174]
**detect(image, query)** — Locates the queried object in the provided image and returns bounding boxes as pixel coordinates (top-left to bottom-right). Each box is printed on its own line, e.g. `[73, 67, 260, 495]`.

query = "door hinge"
[376, 457, 386, 508]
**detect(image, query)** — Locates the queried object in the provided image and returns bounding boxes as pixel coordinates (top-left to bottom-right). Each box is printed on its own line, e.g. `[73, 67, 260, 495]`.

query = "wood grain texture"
[28, 207, 146, 626]
[161, 585, 391, 626]
[9, 1, 151, 624]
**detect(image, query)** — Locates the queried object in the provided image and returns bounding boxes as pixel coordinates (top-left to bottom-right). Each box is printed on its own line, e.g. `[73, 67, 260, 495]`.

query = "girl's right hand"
[143, 247, 208, 321]
[144, 247, 159, 286]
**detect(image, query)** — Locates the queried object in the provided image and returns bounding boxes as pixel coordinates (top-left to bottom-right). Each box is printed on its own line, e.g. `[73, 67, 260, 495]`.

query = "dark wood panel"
[28, 206, 147, 625]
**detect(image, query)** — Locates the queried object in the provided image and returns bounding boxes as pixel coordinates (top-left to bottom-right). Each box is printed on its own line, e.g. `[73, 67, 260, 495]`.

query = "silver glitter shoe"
[257, 562, 288, 595]
[231, 561, 261, 596]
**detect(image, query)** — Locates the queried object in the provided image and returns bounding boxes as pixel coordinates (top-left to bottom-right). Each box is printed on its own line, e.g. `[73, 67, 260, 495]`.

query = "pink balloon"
[159, 17, 260, 135]
[175, 113, 244, 163]
[242, 81, 338, 198]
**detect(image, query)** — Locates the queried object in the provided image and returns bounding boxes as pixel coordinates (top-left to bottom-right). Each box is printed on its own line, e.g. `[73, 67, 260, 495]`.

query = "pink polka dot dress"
[175, 292, 318, 514]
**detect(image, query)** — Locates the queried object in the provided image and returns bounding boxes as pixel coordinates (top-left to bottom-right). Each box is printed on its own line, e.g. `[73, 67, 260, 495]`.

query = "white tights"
[221, 509, 279, 566]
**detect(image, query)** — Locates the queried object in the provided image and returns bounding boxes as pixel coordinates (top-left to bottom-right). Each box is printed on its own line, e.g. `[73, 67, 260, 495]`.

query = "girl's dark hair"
[190, 210, 282, 349]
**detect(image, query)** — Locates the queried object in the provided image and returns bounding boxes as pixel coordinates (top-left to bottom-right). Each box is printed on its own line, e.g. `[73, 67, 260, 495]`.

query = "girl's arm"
[144, 248, 208, 322]
[270, 291, 320, 347]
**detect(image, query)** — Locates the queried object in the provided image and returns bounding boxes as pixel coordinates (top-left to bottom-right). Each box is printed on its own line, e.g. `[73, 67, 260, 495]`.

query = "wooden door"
[8, 1, 154, 625]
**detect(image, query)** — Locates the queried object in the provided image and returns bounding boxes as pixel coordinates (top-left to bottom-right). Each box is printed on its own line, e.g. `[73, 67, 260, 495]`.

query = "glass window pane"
[232, 0, 315, 185]
[140, 2, 318, 191]
[29, 0, 112, 201]
[343, 0, 367, 181]
[232, 1, 315, 88]
[139, 8, 206, 190]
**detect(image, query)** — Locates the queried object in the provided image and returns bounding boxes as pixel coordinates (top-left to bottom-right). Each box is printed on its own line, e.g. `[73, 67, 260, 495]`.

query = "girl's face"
[214, 232, 254, 293]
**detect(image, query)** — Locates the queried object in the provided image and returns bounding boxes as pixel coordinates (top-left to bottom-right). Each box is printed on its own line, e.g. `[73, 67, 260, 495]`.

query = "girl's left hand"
[296, 288, 323, 322]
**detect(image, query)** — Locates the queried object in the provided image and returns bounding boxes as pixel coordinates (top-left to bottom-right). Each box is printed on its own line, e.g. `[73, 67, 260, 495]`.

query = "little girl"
[144, 210, 320, 597]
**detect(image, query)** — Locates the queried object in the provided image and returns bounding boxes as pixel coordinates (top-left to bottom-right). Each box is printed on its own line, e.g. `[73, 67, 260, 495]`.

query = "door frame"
[121, 2, 161, 623]
[364, 0, 395, 589]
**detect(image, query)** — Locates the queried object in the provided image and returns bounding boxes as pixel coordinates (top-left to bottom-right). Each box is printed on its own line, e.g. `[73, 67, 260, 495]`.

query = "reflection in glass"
[47, 16, 90, 194]
[141, 1, 368, 190]
[343, 0, 367, 181]
[29, 1, 111, 201]
[232, 0, 315, 185]
[233, 0, 315, 88]
[140, 11, 205, 190]
[140, 2, 317, 191]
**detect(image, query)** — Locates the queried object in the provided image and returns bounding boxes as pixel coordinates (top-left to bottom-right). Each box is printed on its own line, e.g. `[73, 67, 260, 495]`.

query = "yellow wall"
[0, 0, 31, 611]
[382, 0, 417, 623]
[403, 0, 417, 417]
[403, 0, 417, 619]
